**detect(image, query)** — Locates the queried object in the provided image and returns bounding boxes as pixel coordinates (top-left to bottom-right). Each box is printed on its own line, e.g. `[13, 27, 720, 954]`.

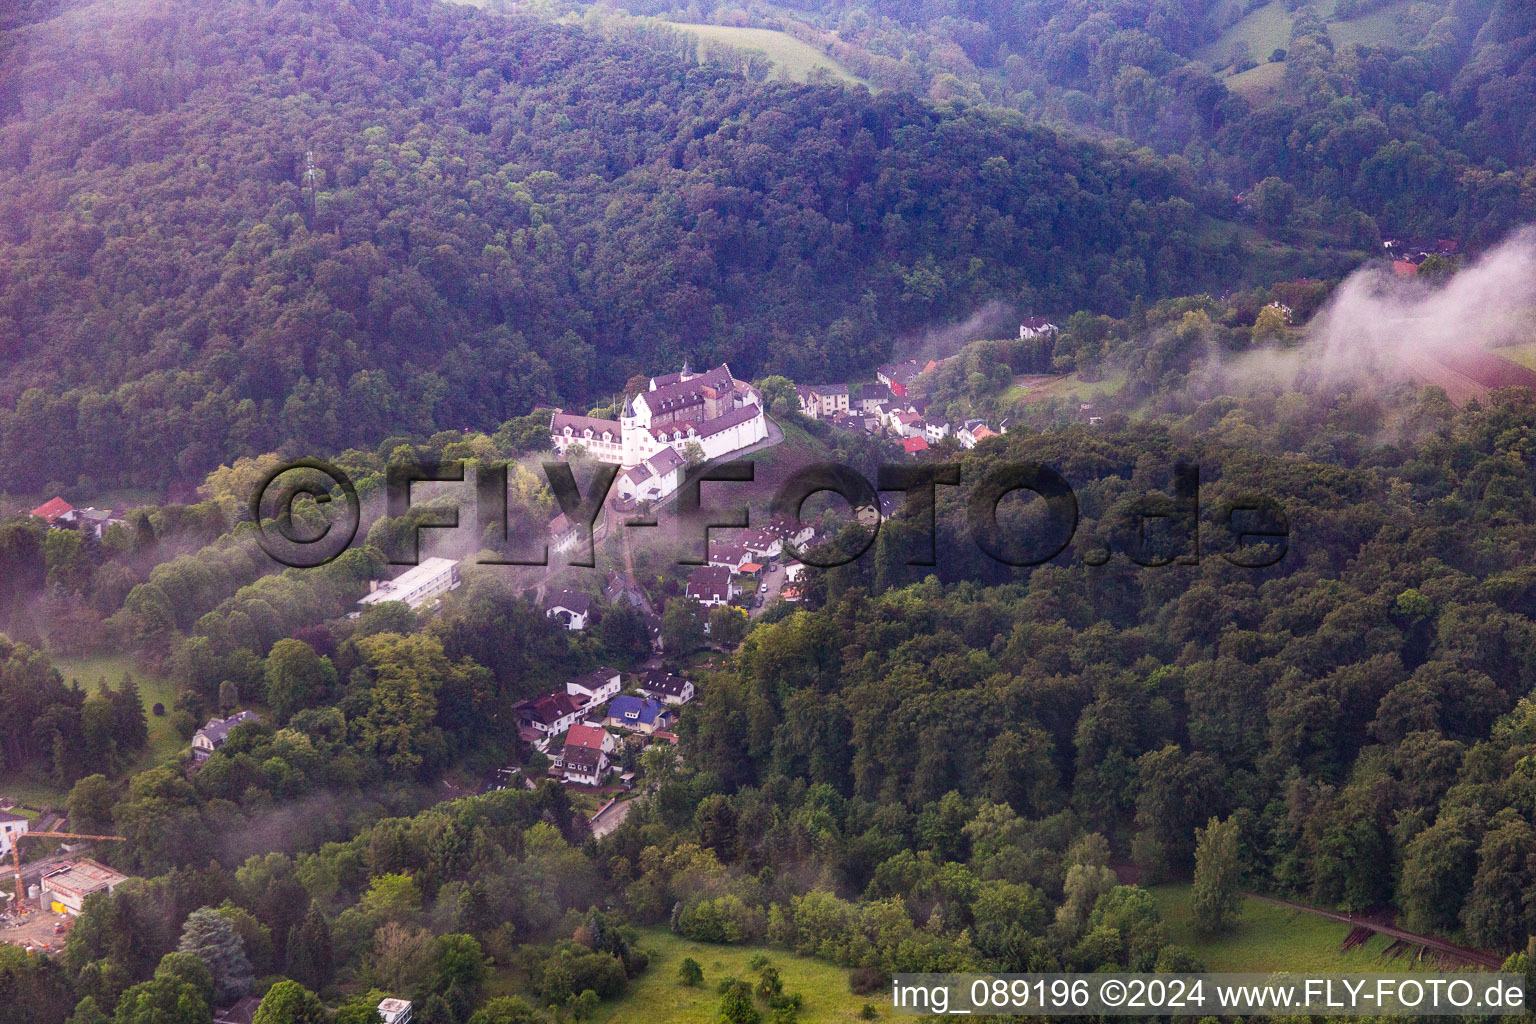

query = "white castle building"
[549, 362, 768, 504]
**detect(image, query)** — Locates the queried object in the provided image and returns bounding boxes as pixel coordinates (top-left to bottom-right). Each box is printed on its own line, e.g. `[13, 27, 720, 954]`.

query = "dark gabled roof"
[560, 744, 605, 772]
[196, 711, 260, 746]
[551, 412, 622, 437]
[648, 446, 686, 474]
[569, 667, 620, 692]
[517, 691, 583, 726]
[604, 572, 645, 605]
[640, 364, 734, 414]
[687, 565, 733, 600]
[640, 671, 691, 697]
[545, 590, 592, 615]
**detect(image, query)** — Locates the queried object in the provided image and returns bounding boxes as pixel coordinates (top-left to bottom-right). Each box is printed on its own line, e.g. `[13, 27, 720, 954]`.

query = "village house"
[515, 691, 585, 746]
[0, 809, 28, 859]
[901, 436, 930, 455]
[556, 744, 607, 786]
[890, 410, 922, 437]
[358, 557, 461, 612]
[924, 416, 951, 443]
[638, 669, 695, 705]
[71, 507, 125, 540]
[765, 514, 816, 551]
[854, 382, 890, 413]
[605, 696, 675, 735]
[553, 723, 615, 786]
[740, 527, 783, 561]
[192, 711, 261, 761]
[212, 996, 262, 1024]
[876, 360, 923, 397]
[566, 667, 622, 710]
[707, 541, 754, 573]
[957, 420, 1001, 449]
[28, 497, 129, 538]
[604, 571, 646, 608]
[39, 858, 129, 915]
[796, 383, 850, 419]
[549, 513, 579, 555]
[1018, 316, 1059, 339]
[29, 496, 75, 525]
[686, 565, 738, 607]
[545, 590, 593, 630]
[564, 722, 617, 756]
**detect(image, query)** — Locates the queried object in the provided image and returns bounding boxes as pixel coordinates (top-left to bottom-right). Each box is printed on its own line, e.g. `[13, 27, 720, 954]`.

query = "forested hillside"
[571, 0, 1536, 247]
[0, 0, 1260, 493]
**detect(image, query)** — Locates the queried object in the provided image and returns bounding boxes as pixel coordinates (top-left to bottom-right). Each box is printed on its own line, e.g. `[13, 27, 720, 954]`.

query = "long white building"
[550, 363, 768, 506]
[358, 557, 461, 611]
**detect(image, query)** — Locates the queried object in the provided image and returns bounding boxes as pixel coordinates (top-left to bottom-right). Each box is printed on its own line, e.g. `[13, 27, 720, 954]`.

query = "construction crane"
[9, 831, 125, 908]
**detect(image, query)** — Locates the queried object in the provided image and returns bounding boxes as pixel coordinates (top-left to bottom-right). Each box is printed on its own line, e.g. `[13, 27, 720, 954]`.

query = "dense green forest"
[0, 0, 1282, 495]
[565, 0, 1536, 246]
[9, 0, 1536, 1021]
[8, 284, 1536, 1022]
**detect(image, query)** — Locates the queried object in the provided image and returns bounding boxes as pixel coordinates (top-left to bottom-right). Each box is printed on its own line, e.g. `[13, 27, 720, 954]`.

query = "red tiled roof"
[902, 437, 929, 452]
[565, 723, 608, 750]
[30, 497, 73, 520]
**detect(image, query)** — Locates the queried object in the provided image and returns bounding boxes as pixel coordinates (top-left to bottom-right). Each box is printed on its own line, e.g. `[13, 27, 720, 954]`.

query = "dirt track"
[1245, 893, 1507, 969]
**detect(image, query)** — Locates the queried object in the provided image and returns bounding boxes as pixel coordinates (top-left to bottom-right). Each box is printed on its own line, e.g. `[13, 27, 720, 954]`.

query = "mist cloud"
[1213, 227, 1536, 397]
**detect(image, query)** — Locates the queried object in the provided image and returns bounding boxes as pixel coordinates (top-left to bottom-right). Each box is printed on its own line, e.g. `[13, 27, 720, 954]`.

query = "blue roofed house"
[604, 696, 675, 735]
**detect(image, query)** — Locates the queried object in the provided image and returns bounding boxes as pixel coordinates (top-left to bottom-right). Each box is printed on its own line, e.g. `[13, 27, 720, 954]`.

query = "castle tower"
[680, 357, 692, 381]
[619, 395, 645, 468]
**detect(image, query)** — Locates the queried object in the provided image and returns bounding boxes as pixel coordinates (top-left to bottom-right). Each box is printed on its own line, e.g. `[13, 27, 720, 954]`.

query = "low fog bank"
[1215, 227, 1536, 392]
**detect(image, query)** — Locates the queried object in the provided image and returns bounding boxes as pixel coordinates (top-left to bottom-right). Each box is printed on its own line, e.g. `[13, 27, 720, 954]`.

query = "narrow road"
[589, 797, 638, 839]
[1245, 894, 1507, 969]
[749, 560, 785, 619]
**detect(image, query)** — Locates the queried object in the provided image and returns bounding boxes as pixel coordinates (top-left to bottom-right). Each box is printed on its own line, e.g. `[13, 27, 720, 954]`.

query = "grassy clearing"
[53, 653, 184, 767]
[1225, 59, 1287, 102]
[1006, 370, 1126, 408]
[1494, 342, 1536, 371]
[0, 776, 67, 809]
[1203, 0, 1424, 91]
[669, 24, 863, 86]
[1150, 884, 1471, 974]
[595, 927, 886, 1024]
[1199, 1, 1295, 69]
[1329, 0, 1423, 49]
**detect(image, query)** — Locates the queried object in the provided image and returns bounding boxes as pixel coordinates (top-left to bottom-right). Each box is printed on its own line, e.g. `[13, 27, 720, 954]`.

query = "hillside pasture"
[668, 24, 863, 86]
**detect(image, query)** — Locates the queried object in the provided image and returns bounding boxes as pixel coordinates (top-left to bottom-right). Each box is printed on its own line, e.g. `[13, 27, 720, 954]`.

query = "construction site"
[2, 824, 127, 955]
